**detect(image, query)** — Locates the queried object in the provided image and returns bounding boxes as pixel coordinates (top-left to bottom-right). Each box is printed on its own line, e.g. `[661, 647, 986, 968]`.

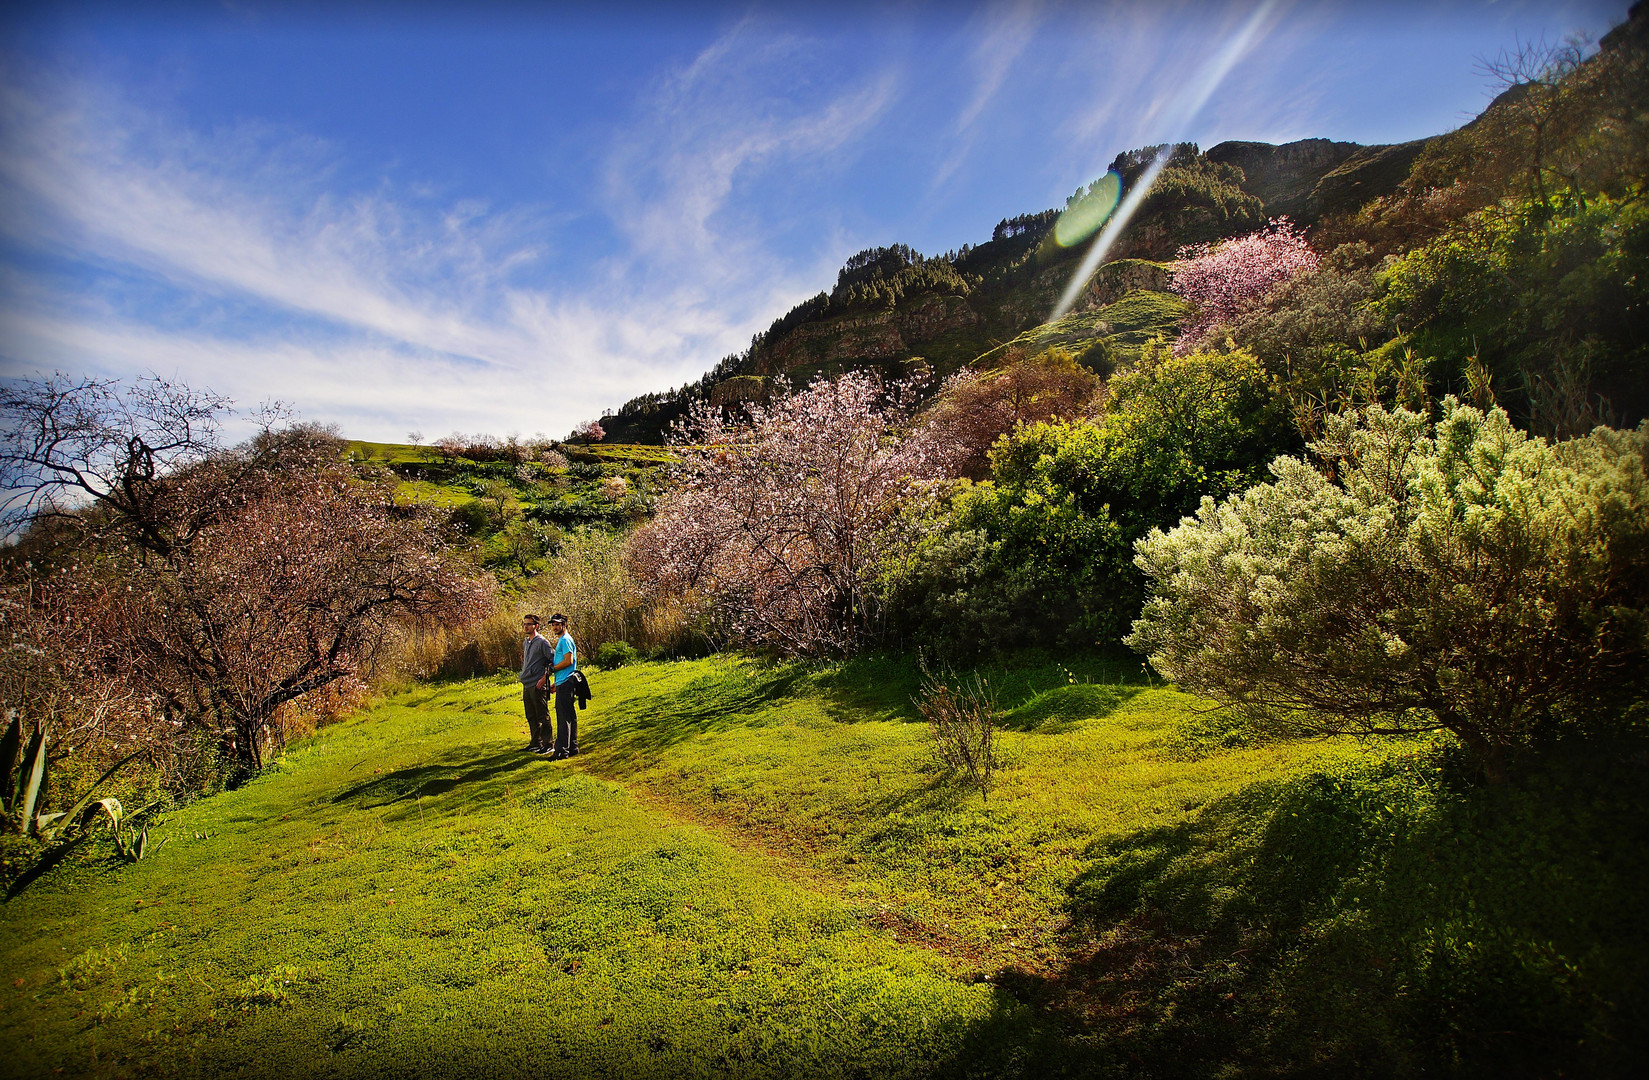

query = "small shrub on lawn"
[915, 664, 999, 800]
[595, 641, 639, 669]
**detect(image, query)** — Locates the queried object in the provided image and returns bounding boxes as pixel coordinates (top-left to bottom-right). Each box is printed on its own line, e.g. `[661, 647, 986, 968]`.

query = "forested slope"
[601, 3, 1647, 444]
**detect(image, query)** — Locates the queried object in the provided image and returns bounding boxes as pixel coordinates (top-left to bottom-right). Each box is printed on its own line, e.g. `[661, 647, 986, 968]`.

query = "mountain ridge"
[595, 1, 1647, 444]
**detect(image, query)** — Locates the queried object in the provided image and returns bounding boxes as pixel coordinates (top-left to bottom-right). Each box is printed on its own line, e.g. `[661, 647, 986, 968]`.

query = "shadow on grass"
[596, 661, 809, 763]
[924, 733, 1649, 1078]
[3, 833, 91, 900]
[999, 683, 1141, 733]
[812, 649, 1155, 726]
[330, 745, 542, 809]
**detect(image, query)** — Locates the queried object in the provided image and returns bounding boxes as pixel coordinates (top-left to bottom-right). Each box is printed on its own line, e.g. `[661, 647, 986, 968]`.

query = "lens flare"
[1049, 0, 1280, 323]
[1054, 170, 1122, 248]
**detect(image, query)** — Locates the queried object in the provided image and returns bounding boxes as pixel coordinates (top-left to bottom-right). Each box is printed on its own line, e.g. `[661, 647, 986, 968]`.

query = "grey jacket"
[520, 634, 554, 685]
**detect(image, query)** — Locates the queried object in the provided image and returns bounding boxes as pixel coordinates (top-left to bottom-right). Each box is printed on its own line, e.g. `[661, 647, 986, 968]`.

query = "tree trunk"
[1450, 721, 1508, 784]
[232, 715, 264, 777]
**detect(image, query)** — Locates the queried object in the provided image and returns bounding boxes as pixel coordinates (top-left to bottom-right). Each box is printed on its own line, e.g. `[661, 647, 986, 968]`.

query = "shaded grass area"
[1015, 738, 1649, 1077]
[3, 656, 1643, 1077]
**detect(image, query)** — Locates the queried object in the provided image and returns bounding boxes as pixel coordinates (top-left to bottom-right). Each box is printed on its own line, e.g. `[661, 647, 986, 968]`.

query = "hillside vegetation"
[601, 6, 1648, 444]
[4, 7, 1648, 1078]
[5, 657, 1641, 1077]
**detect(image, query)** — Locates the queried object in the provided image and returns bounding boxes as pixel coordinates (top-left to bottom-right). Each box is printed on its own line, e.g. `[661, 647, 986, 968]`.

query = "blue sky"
[0, 0, 1629, 442]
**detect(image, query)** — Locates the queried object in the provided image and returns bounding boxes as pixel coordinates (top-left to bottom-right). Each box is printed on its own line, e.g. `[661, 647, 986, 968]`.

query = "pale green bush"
[522, 529, 643, 658]
[1128, 400, 1649, 780]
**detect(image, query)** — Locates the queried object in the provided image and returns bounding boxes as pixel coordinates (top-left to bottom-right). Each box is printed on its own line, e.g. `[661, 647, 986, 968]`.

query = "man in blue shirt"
[544, 613, 580, 759]
[518, 614, 555, 753]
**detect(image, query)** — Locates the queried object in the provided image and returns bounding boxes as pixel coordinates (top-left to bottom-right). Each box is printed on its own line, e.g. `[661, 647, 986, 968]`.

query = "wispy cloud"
[603, 19, 897, 274]
[0, 28, 897, 440]
[931, 0, 1044, 191]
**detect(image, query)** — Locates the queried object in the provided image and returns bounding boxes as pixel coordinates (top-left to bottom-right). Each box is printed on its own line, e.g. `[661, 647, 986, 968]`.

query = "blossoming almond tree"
[629, 372, 942, 655]
[1170, 219, 1320, 354]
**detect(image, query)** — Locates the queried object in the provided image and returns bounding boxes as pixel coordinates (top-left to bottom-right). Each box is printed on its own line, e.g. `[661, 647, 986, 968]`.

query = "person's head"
[522, 614, 540, 637]
[549, 613, 569, 636]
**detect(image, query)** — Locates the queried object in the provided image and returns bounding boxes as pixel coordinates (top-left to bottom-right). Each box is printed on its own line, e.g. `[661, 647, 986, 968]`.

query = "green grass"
[390, 477, 478, 509]
[2, 657, 1643, 1077]
[977, 288, 1192, 369]
[345, 440, 431, 465]
[565, 443, 678, 465]
[0, 674, 1008, 1078]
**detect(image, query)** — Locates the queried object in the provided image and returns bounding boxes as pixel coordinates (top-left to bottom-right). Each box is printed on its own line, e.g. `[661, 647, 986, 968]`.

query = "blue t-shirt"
[552, 632, 577, 686]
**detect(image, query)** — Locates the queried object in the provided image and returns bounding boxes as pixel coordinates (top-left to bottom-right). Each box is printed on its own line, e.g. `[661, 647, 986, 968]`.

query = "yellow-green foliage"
[0, 656, 1339, 1077]
[980, 288, 1191, 372]
[2, 656, 1642, 1076]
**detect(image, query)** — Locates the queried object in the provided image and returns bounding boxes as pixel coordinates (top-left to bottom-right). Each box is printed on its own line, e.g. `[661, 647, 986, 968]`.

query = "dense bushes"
[1129, 400, 1649, 779]
[888, 349, 1292, 655]
[1375, 194, 1649, 435]
[913, 349, 1101, 479]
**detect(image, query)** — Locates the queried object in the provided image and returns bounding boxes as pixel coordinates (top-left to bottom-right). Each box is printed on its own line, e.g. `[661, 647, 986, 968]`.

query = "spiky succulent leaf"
[0, 711, 21, 814]
[18, 723, 46, 837]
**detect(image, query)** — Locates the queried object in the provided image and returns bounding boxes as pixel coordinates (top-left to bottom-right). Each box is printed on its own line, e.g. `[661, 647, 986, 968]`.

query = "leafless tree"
[2, 374, 492, 776]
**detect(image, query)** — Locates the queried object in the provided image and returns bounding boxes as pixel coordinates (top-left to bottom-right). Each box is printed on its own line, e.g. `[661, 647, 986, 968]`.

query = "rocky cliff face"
[1205, 138, 1363, 219]
[604, 131, 1450, 441]
[1307, 139, 1434, 219]
[1203, 135, 1440, 223]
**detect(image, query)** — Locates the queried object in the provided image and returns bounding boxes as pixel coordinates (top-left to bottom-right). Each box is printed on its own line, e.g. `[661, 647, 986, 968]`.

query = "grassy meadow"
[2, 656, 1643, 1078]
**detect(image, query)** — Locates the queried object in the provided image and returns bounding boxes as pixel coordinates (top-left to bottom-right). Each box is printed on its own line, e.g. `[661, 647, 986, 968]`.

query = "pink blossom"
[629, 372, 942, 655]
[1170, 219, 1319, 354]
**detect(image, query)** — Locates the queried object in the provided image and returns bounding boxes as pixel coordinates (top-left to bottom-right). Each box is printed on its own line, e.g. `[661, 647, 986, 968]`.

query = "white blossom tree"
[629, 372, 942, 655]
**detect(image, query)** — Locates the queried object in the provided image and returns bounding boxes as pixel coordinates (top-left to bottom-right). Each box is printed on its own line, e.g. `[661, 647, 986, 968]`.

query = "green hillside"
[595, 132, 1427, 444]
[4, 657, 1643, 1077]
[600, 4, 1649, 444]
[333, 440, 673, 585]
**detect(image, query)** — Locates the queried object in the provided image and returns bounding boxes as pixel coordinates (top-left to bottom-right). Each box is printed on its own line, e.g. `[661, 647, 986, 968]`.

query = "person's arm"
[533, 637, 551, 690]
[551, 636, 575, 673]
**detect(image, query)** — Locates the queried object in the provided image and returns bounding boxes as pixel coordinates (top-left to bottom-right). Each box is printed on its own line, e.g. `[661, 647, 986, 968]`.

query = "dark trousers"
[522, 683, 550, 748]
[553, 680, 578, 754]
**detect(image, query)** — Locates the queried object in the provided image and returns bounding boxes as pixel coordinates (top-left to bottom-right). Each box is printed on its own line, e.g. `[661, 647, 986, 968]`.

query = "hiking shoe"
[534, 745, 558, 756]
[547, 750, 569, 761]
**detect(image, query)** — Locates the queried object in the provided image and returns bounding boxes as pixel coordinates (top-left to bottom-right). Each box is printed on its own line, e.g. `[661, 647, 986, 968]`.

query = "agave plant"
[3, 711, 144, 840]
[78, 796, 168, 862]
[2, 711, 48, 836]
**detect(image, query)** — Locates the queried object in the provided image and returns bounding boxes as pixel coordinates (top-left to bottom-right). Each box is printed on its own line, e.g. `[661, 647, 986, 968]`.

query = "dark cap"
[549, 613, 568, 625]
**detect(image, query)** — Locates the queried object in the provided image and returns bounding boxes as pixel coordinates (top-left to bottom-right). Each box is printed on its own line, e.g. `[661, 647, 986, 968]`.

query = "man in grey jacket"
[519, 614, 555, 752]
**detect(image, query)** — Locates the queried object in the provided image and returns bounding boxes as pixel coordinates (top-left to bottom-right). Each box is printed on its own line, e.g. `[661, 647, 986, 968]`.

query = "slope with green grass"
[3, 657, 1643, 1077]
[0, 672, 1008, 1079]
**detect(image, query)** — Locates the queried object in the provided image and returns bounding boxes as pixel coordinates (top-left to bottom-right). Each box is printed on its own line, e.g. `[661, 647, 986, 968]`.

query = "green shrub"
[594, 641, 639, 669]
[1375, 194, 1649, 435]
[887, 348, 1292, 654]
[1129, 399, 1649, 780]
